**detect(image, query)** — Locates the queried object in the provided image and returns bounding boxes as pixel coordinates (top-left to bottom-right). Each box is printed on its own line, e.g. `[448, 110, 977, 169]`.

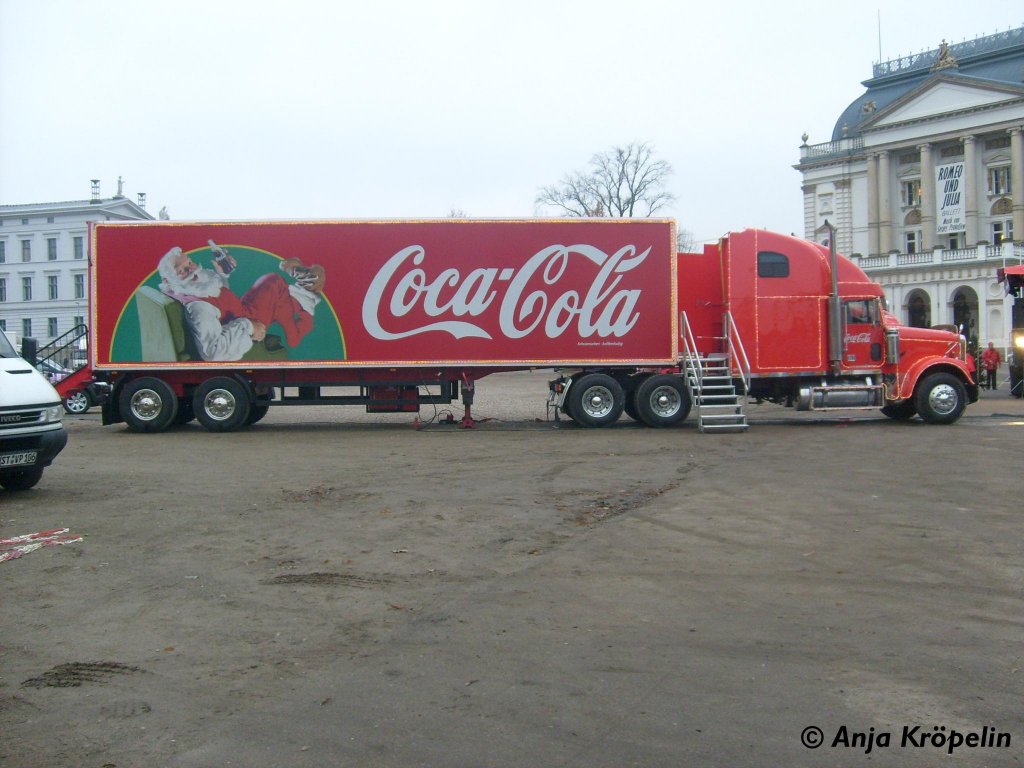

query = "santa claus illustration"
[157, 242, 326, 361]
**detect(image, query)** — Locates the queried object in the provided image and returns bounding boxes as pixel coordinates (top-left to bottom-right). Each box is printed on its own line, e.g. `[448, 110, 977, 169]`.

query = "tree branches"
[535, 142, 676, 218]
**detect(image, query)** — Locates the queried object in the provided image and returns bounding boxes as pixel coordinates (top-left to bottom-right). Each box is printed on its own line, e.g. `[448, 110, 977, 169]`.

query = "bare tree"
[676, 228, 698, 253]
[535, 142, 676, 218]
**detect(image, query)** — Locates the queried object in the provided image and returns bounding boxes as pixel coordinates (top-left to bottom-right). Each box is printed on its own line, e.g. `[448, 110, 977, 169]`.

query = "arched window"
[951, 287, 979, 342]
[906, 290, 931, 328]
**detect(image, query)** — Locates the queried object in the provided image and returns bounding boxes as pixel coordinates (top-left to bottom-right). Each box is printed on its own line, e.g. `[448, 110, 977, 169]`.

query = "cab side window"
[757, 251, 789, 278]
[846, 300, 875, 324]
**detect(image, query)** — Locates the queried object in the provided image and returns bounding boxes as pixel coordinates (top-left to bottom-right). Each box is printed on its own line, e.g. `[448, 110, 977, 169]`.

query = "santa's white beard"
[166, 267, 223, 298]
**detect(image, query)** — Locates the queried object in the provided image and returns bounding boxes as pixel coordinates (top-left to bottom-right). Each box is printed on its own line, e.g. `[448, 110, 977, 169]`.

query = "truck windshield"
[0, 333, 18, 358]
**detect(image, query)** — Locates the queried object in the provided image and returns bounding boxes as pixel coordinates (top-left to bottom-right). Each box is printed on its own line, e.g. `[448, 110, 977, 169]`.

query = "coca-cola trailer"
[89, 219, 976, 433]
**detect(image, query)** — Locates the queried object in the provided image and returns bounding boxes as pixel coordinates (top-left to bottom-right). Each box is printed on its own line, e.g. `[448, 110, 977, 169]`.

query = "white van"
[0, 332, 68, 490]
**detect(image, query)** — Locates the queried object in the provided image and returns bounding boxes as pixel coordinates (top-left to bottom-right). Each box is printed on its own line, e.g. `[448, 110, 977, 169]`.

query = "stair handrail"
[680, 311, 704, 423]
[36, 323, 89, 376]
[723, 311, 751, 406]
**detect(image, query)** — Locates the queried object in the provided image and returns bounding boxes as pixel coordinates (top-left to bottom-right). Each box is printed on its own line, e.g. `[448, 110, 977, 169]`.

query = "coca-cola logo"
[362, 243, 650, 341]
[845, 332, 872, 344]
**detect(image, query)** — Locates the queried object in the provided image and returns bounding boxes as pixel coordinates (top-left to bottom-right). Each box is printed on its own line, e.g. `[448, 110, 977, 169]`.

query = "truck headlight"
[45, 405, 64, 423]
[1014, 332, 1024, 351]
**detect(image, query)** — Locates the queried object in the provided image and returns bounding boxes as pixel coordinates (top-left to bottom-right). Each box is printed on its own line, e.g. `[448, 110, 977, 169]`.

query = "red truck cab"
[680, 229, 977, 423]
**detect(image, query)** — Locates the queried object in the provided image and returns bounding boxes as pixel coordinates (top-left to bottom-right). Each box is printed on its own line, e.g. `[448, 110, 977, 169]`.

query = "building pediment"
[862, 75, 1024, 131]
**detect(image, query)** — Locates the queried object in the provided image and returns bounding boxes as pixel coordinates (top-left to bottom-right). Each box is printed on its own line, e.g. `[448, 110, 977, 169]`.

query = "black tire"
[634, 374, 691, 427]
[567, 373, 624, 428]
[120, 377, 179, 433]
[0, 468, 44, 491]
[914, 372, 967, 425]
[63, 390, 91, 414]
[193, 377, 251, 432]
[245, 389, 274, 425]
[880, 400, 916, 420]
[622, 375, 647, 422]
[173, 398, 196, 425]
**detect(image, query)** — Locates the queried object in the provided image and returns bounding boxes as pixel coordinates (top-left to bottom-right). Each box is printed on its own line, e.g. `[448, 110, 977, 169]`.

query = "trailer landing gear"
[460, 376, 476, 429]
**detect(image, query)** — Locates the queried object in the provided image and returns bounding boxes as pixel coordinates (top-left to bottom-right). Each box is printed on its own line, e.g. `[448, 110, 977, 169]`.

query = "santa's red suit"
[166, 272, 318, 361]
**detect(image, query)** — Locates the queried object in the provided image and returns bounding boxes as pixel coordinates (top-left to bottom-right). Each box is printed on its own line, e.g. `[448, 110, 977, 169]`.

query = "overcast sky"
[1, 1, 1020, 243]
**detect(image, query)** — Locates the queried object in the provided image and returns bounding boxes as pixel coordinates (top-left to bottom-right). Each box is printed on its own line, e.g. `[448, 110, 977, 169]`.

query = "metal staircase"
[681, 312, 750, 433]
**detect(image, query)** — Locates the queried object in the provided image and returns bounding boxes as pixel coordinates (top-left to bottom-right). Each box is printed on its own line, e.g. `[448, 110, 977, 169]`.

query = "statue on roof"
[931, 39, 958, 71]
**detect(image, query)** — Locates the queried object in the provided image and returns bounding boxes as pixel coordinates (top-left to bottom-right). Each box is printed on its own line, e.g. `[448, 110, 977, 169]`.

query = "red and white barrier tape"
[0, 527, 83, 563]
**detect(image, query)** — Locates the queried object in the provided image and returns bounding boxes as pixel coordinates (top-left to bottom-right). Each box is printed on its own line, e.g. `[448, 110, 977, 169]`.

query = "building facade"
[795, 26, 1024, 350]
[0, 181, 153, 346]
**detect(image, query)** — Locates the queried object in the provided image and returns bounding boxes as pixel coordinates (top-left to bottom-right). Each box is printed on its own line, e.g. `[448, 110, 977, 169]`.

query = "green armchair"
[134, 286, 287, 362]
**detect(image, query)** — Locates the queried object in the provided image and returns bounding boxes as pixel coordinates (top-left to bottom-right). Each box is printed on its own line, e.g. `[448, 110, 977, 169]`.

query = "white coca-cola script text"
[361, 244, 650, 341]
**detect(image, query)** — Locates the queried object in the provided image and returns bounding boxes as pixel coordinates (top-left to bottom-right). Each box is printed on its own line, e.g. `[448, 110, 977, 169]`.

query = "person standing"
[981, 342, 1002, 390]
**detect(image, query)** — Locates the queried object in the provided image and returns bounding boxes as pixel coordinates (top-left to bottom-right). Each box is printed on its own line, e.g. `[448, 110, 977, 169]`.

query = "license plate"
[0, 451, 37, 467]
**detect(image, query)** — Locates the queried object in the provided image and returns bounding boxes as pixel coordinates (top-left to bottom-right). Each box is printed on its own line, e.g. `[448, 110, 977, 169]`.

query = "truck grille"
[0, 410, 44, 430]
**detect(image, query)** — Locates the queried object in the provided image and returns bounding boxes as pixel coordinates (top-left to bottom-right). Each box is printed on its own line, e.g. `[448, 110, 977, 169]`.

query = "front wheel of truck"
[120, 377, 179, 433]
[880, 400, 916, 420]
[914, 372, 967, 425]
[0, 468, 44, 491]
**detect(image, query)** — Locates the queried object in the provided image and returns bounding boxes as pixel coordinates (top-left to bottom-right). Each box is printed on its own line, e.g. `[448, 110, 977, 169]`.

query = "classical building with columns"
[796, 26, 1024, 349]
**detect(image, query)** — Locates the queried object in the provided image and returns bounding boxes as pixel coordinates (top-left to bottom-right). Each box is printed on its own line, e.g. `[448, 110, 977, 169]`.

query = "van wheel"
[914, 372, 966, 424]
[0, 468, 44, 491]
[568, 373, 624, 427]
[120, 377, 179, 433]
[635, 374, 690, 427]
[194, 377, 251, 432]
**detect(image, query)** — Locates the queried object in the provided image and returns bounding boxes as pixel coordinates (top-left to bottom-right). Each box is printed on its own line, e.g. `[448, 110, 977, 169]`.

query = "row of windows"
[0, 216, 59, 226]
[0, 236, 86, 263]
[0, 316, 85, 338]
[903, 220, 1015, 253]
[0, 275, 86, 301]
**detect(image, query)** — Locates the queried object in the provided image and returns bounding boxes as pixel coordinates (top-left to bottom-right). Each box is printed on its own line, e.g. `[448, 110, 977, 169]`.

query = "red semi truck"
[87, 219, 976, 433]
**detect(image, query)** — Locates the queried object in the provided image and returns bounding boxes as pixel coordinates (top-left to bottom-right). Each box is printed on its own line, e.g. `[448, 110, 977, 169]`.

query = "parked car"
[36, 358, 72, 384]
[62, 380, 111, 415]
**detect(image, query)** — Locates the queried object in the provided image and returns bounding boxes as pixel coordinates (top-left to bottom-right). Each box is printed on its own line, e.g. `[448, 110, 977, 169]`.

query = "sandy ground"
[1, 371, 1022, 767]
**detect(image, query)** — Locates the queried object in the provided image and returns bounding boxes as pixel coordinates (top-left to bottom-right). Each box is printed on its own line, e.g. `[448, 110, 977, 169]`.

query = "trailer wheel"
[245, 388, 275, 425]
[173, 398, 195, 425]
[880, 400, 916, 420]
[622, 375, 647, 422]
[568, 373, 624, 428]
[194, 377, 251, 432]
[0, 468, 44, 491]
[635, 374, 691, 427]
[914, 372, 966, 425]
[63, 390, 91, 415]
[120, 377, 179, 433]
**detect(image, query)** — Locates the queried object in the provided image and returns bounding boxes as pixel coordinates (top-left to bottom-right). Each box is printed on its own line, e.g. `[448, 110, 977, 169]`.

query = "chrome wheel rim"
[129, 389, 163, 421]
[580, 386, 614, 419]
[65, 392, 89, 413]
[649, 386, 681, 418]
[928, 384, 958, 415]
[203, 389, 237, 421]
